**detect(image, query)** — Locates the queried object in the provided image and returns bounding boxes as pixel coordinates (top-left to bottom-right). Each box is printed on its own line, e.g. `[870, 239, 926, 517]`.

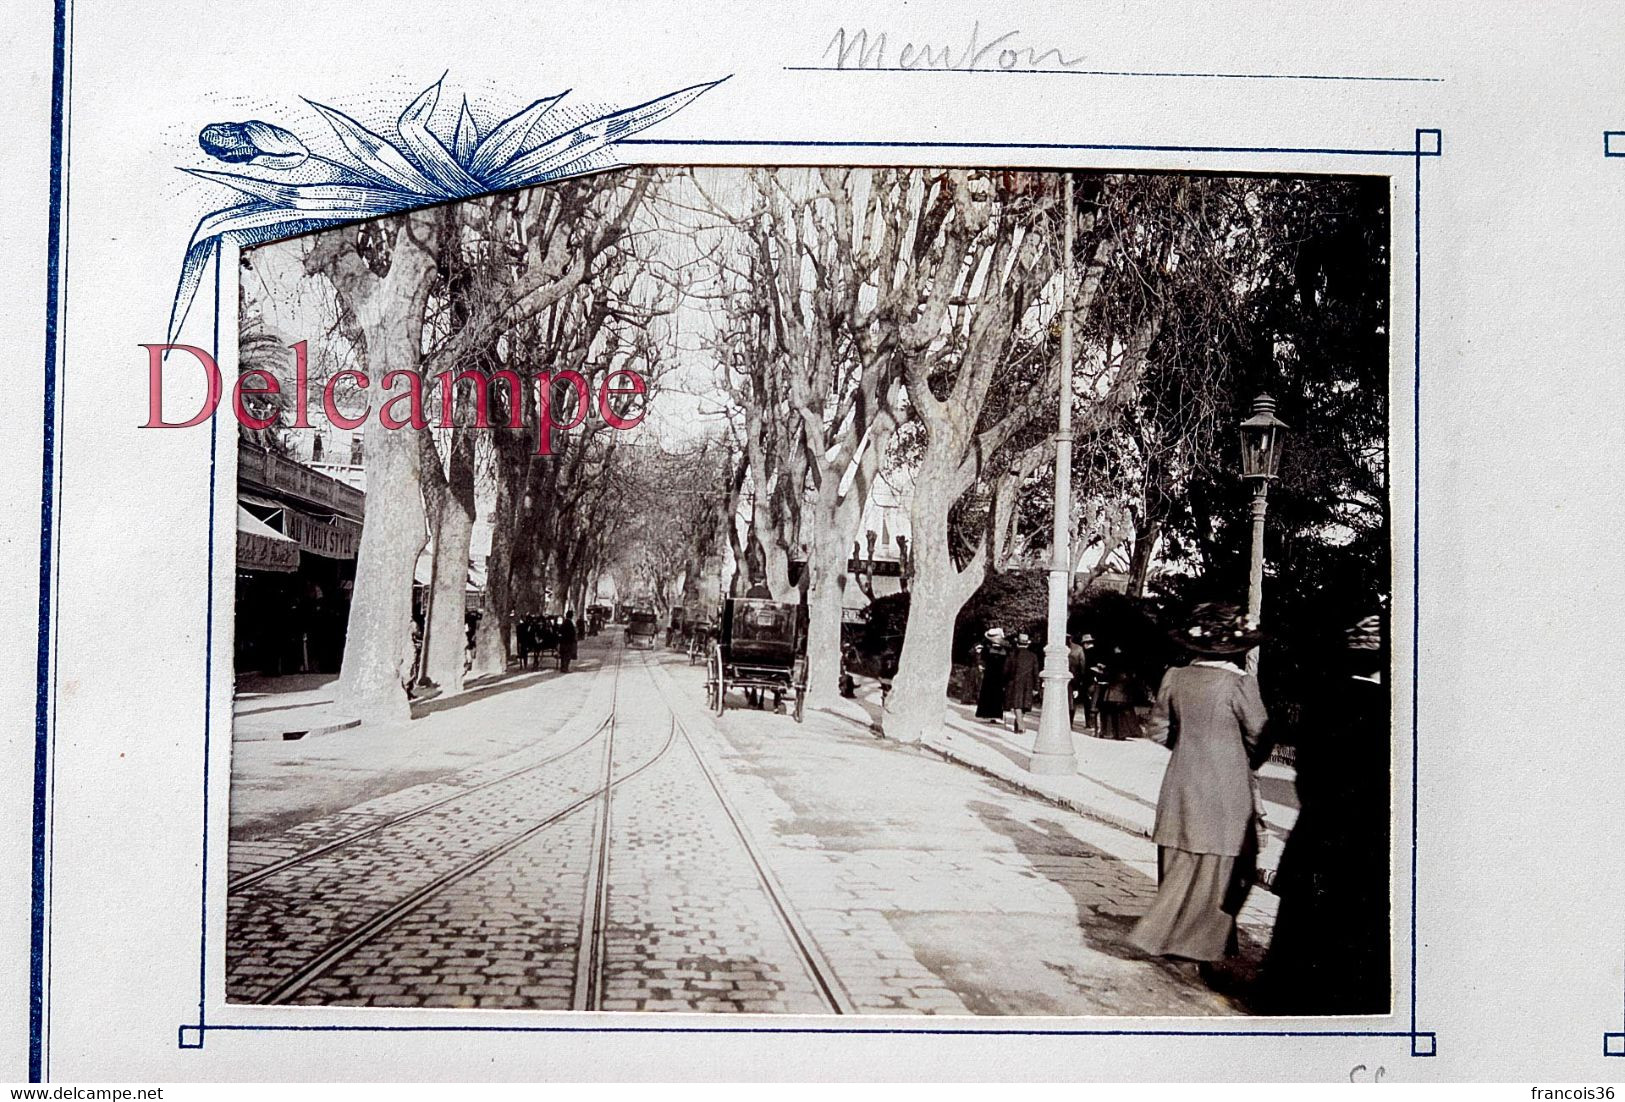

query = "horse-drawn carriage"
[625, 608, 660, 649]
[704, 597, 808, 722]
[515, 613, 566, 669]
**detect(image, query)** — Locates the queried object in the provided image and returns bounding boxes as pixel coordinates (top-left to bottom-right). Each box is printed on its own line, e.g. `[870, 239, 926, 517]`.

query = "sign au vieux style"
[281, 507, 362, 560]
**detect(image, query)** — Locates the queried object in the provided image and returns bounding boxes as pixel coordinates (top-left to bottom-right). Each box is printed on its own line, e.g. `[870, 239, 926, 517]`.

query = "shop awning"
[237, 505, 299, 573]
[239, 491, 286, 513]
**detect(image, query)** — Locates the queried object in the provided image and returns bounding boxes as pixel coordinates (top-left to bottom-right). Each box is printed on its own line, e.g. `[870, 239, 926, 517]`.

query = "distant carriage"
[515, 614, 565, 669]
[705, 597, 808, 723]
[625, 608, 660, 649]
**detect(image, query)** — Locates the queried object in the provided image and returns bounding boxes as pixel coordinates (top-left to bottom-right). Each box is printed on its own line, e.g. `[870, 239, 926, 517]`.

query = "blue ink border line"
[1608, 130, 1625, 1059]
[30, 0, 70, 1084]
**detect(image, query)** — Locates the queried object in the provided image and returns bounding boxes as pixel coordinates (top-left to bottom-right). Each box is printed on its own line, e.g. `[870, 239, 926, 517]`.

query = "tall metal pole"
[1032, 174, 1077, 775]
[1244, 481, 1268, 675]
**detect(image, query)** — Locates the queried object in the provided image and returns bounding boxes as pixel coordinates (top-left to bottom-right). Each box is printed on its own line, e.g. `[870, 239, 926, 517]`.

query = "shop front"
[235, 441, 366, 676]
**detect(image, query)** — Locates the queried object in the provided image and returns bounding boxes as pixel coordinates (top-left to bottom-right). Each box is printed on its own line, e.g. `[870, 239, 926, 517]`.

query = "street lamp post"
[1238, 392, 1289, 674]
[1032, 173, 1077, 776]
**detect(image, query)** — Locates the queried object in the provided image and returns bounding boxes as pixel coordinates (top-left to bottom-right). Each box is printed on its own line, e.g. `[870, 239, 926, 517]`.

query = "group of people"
[968, 627, 1143, 737]
[970, 628, 1043, 731]
[1126, 601, 1390, 1016]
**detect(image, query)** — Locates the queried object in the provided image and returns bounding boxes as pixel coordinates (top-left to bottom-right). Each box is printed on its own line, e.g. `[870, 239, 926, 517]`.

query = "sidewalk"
[229, 638, 616, 838]
[845, 685, 1299, 890]
[234, 673, 357, 740]
[233, 658, 581, 741]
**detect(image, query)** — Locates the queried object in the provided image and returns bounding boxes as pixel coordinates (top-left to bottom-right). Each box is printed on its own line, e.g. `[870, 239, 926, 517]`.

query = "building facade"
[235, 439, 366, 676]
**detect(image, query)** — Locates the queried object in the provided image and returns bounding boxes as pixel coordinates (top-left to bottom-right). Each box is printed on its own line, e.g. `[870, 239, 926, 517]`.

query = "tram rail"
[227, 713, 613, 893]
[239, 644, 850, 1015]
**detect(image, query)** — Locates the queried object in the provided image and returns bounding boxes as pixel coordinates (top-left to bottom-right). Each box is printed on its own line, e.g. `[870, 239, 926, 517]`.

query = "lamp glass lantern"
[1238, 393, 1289, 482]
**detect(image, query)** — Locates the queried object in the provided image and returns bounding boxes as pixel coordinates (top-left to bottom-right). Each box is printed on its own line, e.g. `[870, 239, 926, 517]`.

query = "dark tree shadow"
[949, 725, 1039, 773]
[966, 798, 1266, 1013]
[407, 661, 602, 719]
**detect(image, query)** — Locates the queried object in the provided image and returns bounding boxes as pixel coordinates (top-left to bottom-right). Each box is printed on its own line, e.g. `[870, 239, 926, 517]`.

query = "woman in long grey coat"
[1129, 603, 1268, 963]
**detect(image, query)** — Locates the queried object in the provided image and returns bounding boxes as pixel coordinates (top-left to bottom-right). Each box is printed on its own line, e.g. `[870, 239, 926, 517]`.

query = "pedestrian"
[558, 608, 579, 672]
[1005, 630, 1041, 733]
[1067, 633, 1093, 728]
[974, 628, 1009, 722]
[1128, 603, 1268, 970]
[1259, 614, 1390, 1015]
[1097, 651, 1145, 741]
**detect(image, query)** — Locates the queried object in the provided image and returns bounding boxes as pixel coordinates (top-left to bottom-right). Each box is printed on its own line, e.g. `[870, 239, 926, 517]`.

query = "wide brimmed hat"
[983, 627, 1007, 643]
[1172, 602, 1265, 656]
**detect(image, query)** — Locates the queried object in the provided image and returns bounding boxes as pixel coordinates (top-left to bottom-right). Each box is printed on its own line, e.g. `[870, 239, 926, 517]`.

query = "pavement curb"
[235, 716, 364, 742]
[282, 718, 363, 741]
[921, 737, 1153, 841]
[923, 734, 1283, 896]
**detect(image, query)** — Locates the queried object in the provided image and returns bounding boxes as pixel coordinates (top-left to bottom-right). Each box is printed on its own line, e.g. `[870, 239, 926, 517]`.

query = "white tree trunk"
[335, 350, 425, 723]
[881, 535, 956, 742]
[423, 426, 476, 693]
[881, 462, 981, 744]
[470, 445, 518, 678]
[422, 509, 471, 693]
[802, 541, 847, 704]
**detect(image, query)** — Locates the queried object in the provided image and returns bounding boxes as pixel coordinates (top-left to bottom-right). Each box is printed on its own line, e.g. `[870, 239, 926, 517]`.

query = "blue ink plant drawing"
[171, 74, 725, 340]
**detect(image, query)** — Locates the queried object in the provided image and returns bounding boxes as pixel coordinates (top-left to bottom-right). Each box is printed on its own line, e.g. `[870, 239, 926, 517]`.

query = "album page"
[1, 0, 1622, 1085]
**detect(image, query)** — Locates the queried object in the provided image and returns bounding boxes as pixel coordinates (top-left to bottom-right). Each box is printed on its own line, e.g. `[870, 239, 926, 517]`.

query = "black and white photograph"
[224, 164, 1390, 1018]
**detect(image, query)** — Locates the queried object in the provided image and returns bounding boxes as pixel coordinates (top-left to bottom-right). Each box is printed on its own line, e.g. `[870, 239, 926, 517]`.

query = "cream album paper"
[1, 0, 1623, 1085]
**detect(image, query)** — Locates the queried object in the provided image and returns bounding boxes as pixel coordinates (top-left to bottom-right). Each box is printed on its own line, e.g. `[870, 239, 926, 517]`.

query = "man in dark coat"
[1067, 633, 1093, 728]
[1004, 631, 1042, 733]
[558, 609, 579, 672]
[1259, 615, 1390, 1015]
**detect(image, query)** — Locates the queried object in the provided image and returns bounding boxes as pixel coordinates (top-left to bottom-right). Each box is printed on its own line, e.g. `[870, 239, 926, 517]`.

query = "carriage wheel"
[793, 688, 805, 723]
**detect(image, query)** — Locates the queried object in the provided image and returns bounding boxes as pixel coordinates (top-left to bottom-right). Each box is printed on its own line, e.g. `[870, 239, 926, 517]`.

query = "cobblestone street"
[227, 630, 1271, 1016]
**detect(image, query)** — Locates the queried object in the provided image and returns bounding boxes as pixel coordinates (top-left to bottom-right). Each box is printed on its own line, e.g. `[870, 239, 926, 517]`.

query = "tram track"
[253, 647, 682, 1007]
[230, 649, 625, 894]
[241, 644, 850, 1015]
[570, 691, 618, 1011]
[227, 713, 613, 893]
[630, 654, 853, 1015]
